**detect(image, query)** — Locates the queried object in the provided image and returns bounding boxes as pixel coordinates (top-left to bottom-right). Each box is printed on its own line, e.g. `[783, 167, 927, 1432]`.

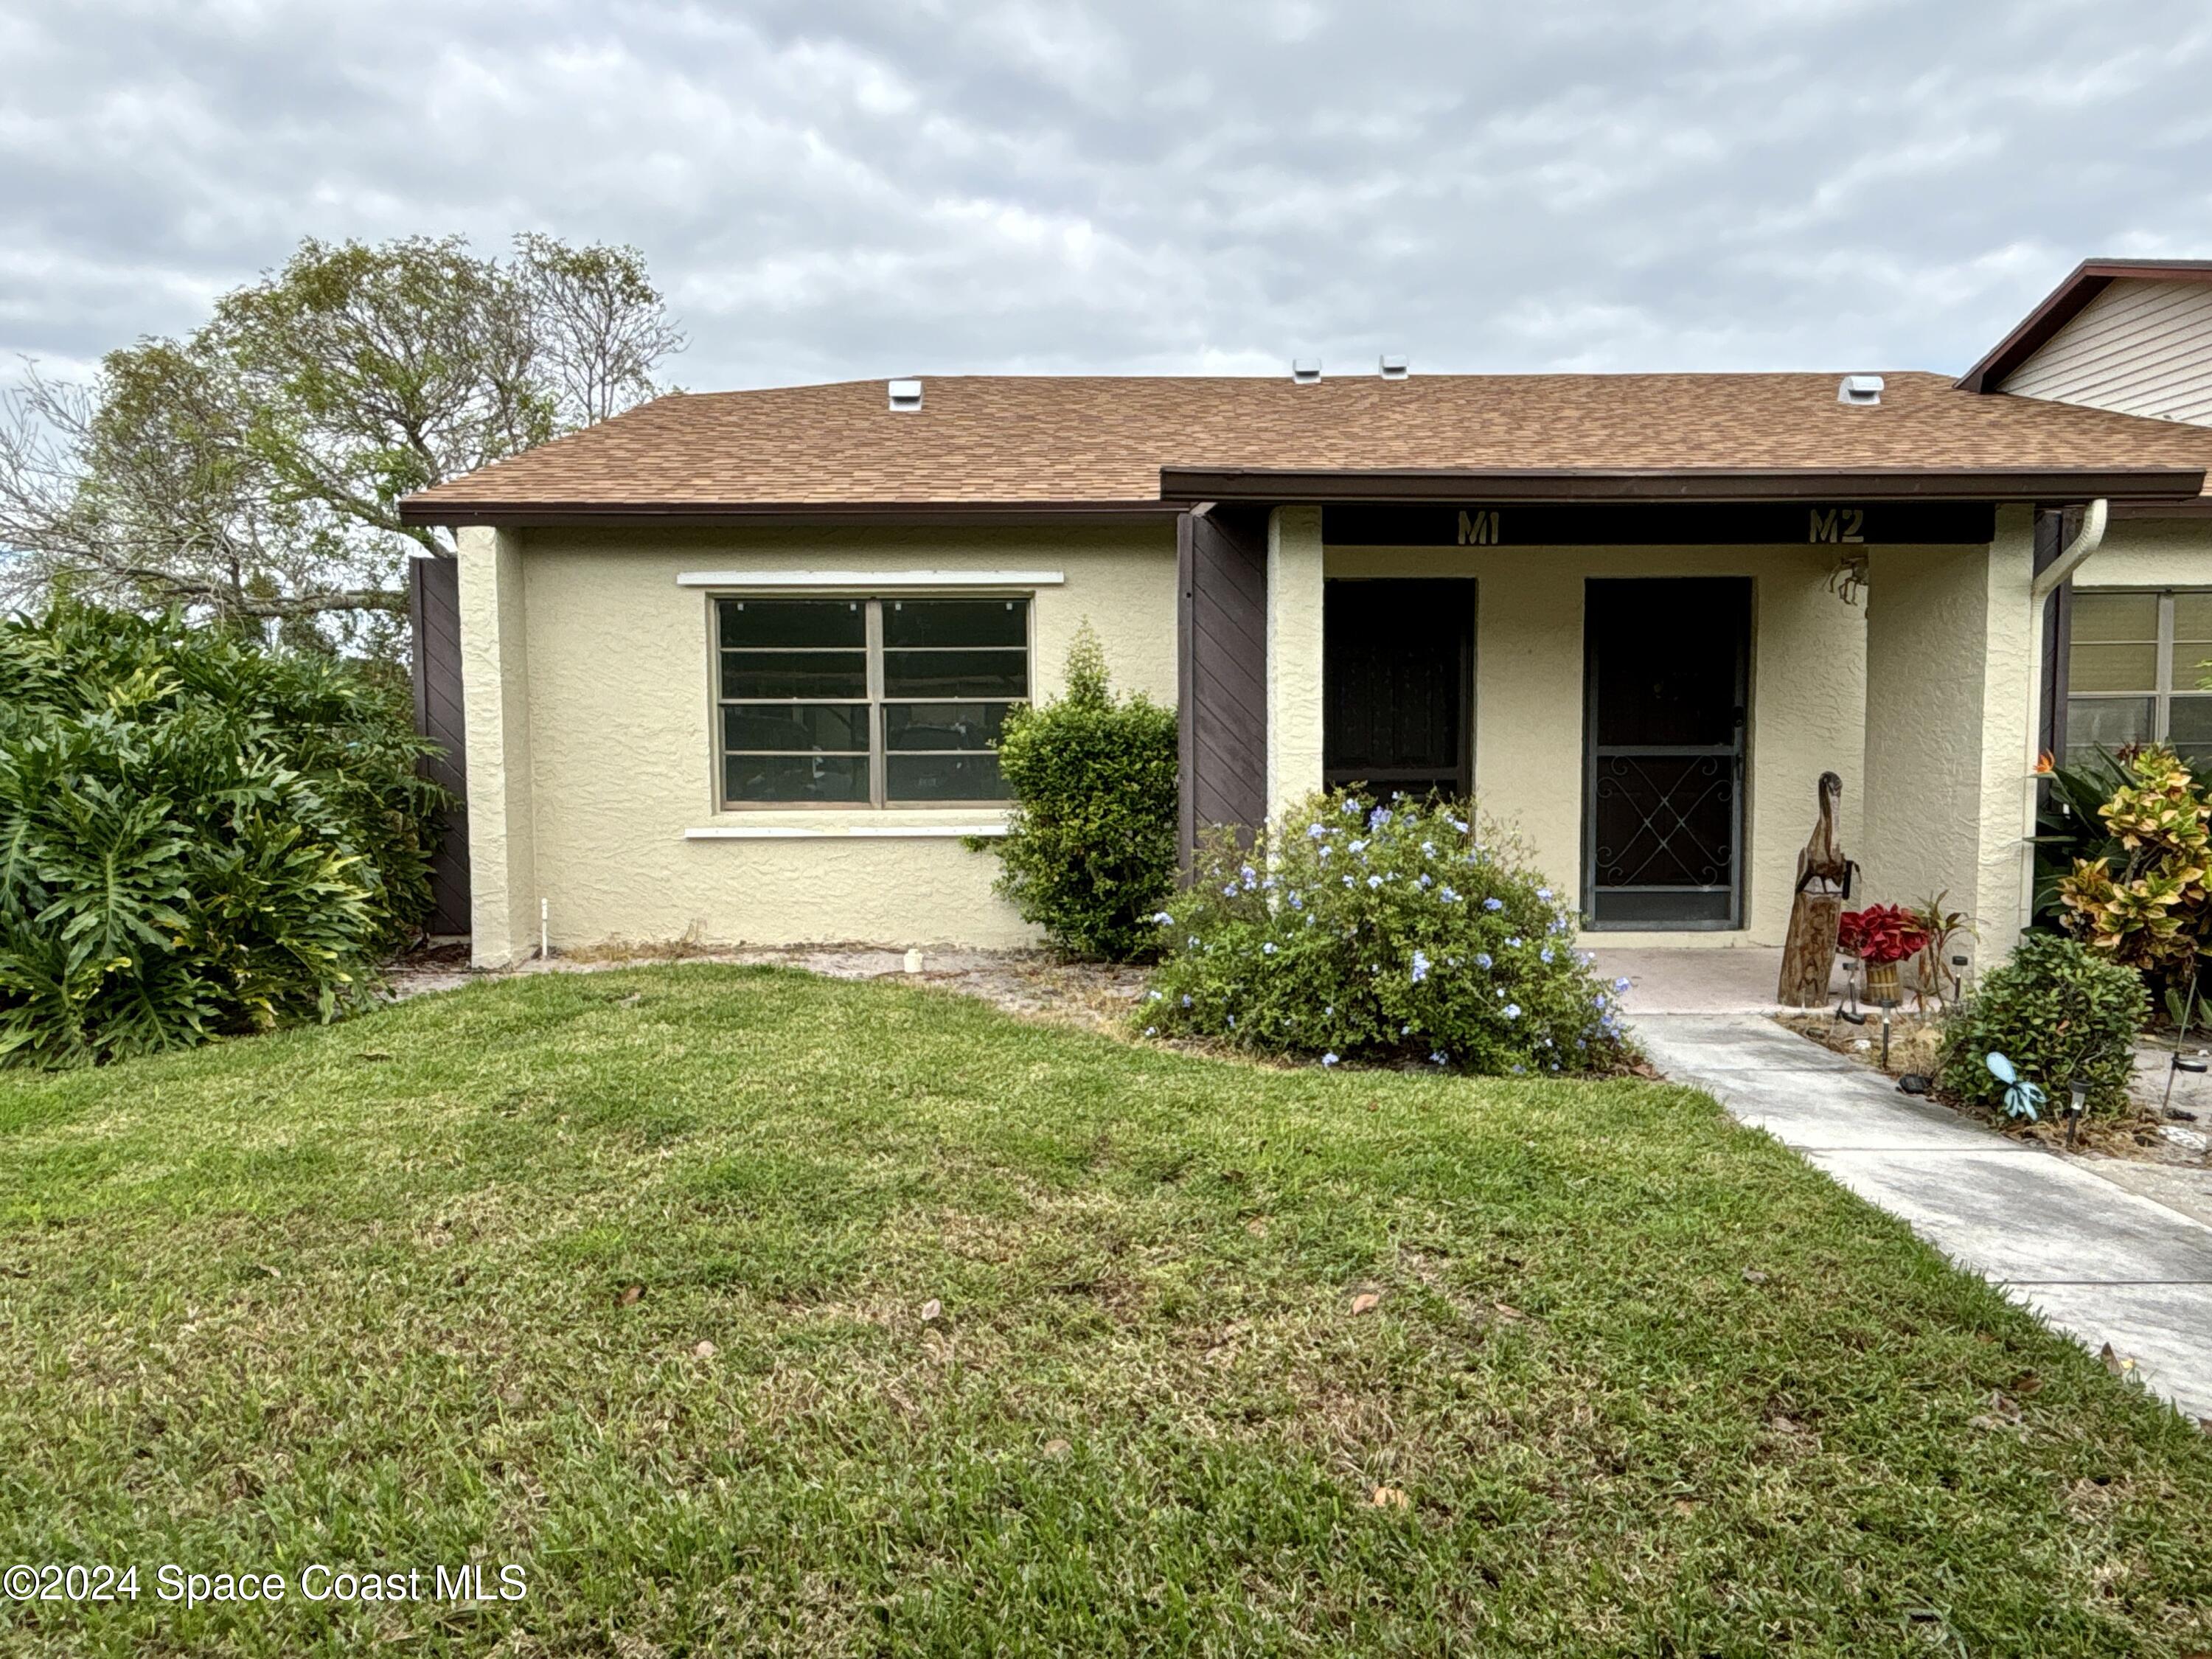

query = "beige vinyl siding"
[2000, 278, 2212, 425]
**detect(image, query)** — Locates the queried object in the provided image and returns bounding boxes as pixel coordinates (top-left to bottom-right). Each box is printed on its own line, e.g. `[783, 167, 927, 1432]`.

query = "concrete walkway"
[1637, 1012, 2212, 1425]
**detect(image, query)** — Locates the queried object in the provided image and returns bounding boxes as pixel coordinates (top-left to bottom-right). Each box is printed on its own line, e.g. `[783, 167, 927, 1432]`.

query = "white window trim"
[684, 822, 1008, 840]
[678, 569, 1063, 588]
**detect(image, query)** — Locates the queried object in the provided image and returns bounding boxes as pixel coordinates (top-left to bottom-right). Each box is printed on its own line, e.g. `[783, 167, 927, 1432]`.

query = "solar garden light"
[1950, 949, 1972, 1004]
[2065, 1079, 2090, 1150]
[1877, 996, 1899, 1070]
[2165, 973, 2207, 1113]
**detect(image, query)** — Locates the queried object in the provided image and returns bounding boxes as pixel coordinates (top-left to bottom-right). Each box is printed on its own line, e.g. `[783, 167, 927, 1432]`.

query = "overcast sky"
[4, 0, 2208, 392]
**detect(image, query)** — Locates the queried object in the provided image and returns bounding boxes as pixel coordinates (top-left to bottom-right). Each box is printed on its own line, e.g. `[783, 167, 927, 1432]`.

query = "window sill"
[685, 812, 1009, 841]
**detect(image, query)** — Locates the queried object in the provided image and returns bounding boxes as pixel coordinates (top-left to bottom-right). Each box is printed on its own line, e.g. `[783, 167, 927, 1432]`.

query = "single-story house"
[399, 258, 2212, 969]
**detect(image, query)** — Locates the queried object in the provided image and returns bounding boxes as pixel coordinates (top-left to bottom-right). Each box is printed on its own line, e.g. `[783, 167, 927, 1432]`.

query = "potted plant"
[1838, 904, 1930, 1004]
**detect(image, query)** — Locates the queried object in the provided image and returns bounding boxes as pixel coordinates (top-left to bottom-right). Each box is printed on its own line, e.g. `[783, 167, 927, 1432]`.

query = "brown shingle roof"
[399, 371, 2212, 521]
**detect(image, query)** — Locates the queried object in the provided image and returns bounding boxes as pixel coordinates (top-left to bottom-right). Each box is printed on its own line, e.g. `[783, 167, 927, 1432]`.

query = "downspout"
[2019, 499, 2108, 938]
[2032, 497, 2108, 600]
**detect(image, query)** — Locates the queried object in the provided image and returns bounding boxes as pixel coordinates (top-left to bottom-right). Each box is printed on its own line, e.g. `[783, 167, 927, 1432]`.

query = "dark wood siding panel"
[408, 554, 472, 936]
[1178, 507, 1269, 865]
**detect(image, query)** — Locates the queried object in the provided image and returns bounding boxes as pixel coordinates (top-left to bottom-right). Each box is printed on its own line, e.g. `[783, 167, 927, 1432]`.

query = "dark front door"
[1324, 579, 1474, 799]
[1583, 577, 1748, 928]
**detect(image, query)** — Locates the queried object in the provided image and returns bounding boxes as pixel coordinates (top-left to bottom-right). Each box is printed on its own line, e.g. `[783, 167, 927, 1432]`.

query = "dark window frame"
[711, 592, 1032, 810]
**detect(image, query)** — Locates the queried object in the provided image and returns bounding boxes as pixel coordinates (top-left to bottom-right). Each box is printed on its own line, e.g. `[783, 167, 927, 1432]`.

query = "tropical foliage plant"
[2053, 744, 2211, 984]
[981, 627, 1179, 961]
[0, 603, 445, 1065]
[1143, 790, 1630, 1074]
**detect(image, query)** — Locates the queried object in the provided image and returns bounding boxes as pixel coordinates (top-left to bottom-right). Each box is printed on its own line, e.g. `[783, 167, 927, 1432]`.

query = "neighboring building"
[400, 260, 2212, 968]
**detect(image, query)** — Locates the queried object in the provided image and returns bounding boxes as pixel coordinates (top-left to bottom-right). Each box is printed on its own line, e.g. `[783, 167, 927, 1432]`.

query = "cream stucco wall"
[469, 523, 1177, 960]
[1322, 543, 1869, 948]
[1859, 507, 2039, 951]
[1266, 507, 1326, 824]
[2068, 515, 2212, 588]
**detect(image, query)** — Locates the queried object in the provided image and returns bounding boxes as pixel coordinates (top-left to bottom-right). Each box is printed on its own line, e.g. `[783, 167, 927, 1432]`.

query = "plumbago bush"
[0, 602, 446, 1067]
[1142, 791, 1631, 1074]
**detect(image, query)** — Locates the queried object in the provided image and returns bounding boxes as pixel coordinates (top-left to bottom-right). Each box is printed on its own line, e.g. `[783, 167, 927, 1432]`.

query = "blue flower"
[1180, 994, 1193, 1008]
[1540, 947, 1554, 964]
[1417, 872, 1433, 889]
[1307, 822, 1329, 840]
[1287, 891, 1304, 909]
[1411, 949, 1430, 984]
[1475, 953, 1492, 969]
[1421, 841, 1436, 857]
[1536, 887, 1552, 900]
[1439, 886, 1461, 903]
[1188, 937, 1200, 949]
[1318, 845, 1332, 862]
[1349, 838, 1367, 854]
[1240, 863, 1258, 886]
[1151, 911, 1174, 925]
[1340, 798, 1361, 815]
[1222, 883, 1240, 897]
[1322, 1051, 1340, 1066]
[1343, 874, 1355, 888]
[1148, 990, 1164, 1001]
[1613, 977, 1632, 992]
[1503, 1003, 1521, 1020]
[1505, 936, 1522, 948]
[1447, 816, 1469, 833]
[1430, 1051, 1448, 1065]
[1483, 897, 1504, 912]
[1324, 1004, 1335, 1015]
[1144, 1026, 1157, 1037]
[1366, 874, 1383, 889]
[1262, 942, 1278, 955]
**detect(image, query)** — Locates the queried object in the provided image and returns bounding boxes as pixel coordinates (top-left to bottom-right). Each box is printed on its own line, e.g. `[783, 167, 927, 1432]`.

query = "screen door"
[1582, 577, 1748, 928]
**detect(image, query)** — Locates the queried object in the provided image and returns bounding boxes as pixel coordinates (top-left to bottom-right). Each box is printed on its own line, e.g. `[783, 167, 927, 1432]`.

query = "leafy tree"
[0, 234, 684, 648]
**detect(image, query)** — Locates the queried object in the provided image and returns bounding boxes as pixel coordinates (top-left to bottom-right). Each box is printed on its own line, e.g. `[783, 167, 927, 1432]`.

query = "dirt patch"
[381, 939, 1150, 1037]
[1775, 1009, 2211, 1168]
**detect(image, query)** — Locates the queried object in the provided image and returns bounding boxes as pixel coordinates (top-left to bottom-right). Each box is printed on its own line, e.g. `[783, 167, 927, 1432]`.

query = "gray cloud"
[3, 0, 2208, 390]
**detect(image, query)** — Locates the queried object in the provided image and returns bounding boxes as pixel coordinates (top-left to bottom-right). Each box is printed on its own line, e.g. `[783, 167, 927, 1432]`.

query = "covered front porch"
[1178, 497, 2049, 955]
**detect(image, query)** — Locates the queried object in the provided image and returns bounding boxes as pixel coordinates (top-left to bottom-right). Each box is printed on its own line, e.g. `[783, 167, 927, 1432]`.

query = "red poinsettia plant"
[1837, 904, 1929, 966]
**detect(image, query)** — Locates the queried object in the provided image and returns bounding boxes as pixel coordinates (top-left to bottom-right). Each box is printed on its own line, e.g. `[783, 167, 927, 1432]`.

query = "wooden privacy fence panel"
[408, 553, 472, 936]
[1178, 507, 1269, 866]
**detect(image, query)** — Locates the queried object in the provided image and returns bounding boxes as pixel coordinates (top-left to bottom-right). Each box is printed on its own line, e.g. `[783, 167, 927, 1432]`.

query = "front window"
[715, 596, 1029, 807]
[2067, 589, 2212, 771]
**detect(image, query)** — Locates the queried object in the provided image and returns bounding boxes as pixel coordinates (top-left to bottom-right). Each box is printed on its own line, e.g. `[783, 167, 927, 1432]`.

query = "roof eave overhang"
[1958, 259, 2212, 392]
[395, 498, 1183, 529]
[1156, 465, 2209, 507]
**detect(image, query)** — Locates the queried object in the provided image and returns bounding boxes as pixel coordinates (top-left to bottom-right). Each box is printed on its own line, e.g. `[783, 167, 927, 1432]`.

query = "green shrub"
[1937, 933, 2146, 1119]
[982, 627, 1178, 961]
[0, 602, 447, 1065]
[1143, 791, 1630, 1074]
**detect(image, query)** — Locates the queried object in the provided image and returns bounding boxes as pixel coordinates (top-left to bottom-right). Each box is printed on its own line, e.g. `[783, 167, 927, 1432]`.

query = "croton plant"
[1837, 904, 1930, 966]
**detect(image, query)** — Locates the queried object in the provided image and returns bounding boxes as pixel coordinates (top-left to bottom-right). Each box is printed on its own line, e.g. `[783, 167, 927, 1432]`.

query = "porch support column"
[1859, 506, 2038, 957]
[456, 524, 539, 968]
[1266, 505, 1326, 824]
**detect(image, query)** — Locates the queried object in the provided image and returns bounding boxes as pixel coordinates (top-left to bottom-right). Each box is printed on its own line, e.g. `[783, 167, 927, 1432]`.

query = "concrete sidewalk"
[1637, 1012, 2212, 1425]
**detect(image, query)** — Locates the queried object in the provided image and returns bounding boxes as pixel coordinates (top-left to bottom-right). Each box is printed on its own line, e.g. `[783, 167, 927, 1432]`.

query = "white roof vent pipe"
[1837, 374, 1884, 407]
[1379, 354, 1411, 380]
[887, 378, 923, 412]
[1290, 359, 1321, 385]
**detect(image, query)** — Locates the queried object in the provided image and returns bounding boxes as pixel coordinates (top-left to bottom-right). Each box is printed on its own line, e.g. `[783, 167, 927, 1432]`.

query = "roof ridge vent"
[1379, 354, 1411, 380]
[888, 378, 923, 412]
[1837, 374, 1884, 407]
[1290, 358, 1321, 385]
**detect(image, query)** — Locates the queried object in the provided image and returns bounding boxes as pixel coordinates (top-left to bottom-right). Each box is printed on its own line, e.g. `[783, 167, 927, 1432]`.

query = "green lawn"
[2, 967, 2209, 1656]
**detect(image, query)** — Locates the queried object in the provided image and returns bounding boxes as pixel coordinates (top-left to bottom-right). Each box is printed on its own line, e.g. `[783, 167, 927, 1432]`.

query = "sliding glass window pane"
[724, 754, 869, 803]
[723, 703, 866, 753]
[720, 650, 867, 699]
[886, 752, 1006, 801]
[884, 703, 1015, 751]
[2069, 591, 2158, 643]
[2167, 695, 2212, 765]
[883, 598, 1027, 648]
[883, 650, 1027, 698]
[717, 598, 865, 648]
[2067, 641, 2158, 695]
[2066, 697, 2152, 758]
